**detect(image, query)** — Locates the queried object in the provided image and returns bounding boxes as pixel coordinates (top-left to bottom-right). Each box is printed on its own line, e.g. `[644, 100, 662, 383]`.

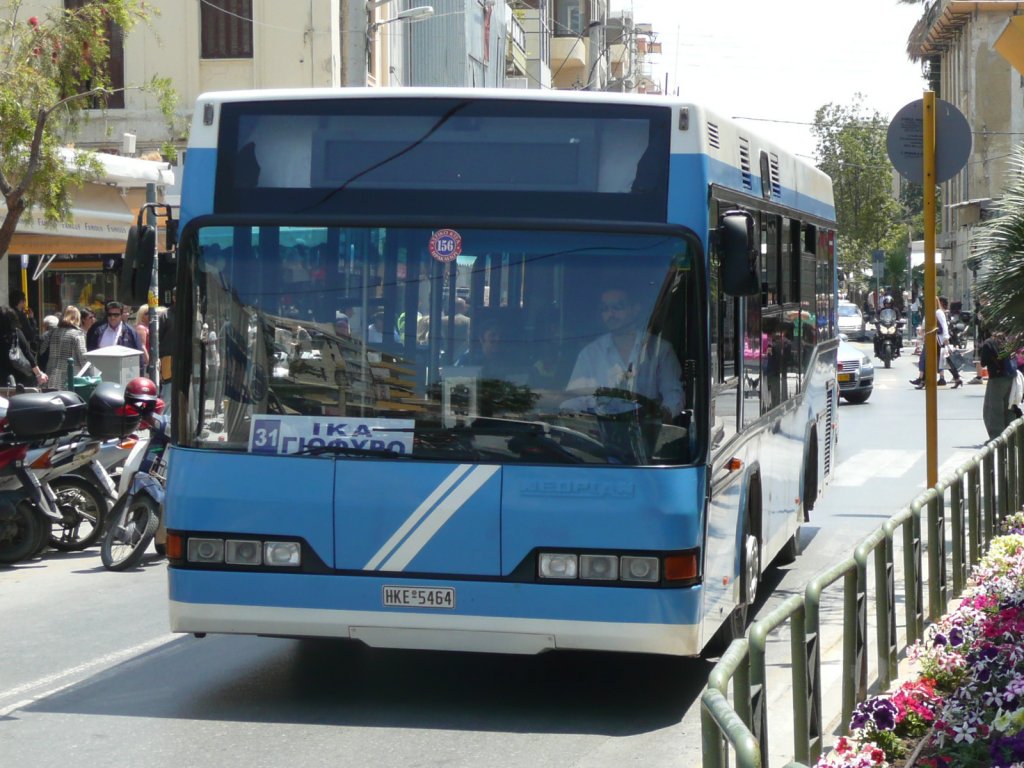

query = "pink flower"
[28, 16, 38, 28]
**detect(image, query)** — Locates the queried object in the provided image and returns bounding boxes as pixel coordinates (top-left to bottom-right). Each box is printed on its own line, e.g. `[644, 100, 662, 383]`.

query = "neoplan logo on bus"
[383, 586, 456, 609]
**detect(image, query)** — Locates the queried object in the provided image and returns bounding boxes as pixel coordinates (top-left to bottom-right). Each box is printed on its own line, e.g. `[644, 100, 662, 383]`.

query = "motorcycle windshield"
[878, 308, 898, 325]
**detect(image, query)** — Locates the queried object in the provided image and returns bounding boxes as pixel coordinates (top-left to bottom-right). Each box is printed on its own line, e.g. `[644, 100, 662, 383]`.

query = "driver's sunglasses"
[600, 302, 627, 313]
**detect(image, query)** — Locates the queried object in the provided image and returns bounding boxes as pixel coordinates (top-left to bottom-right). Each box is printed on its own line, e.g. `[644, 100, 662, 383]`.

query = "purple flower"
[948, 627, 964, 646]
[980, 645, 1000, 662]
[872, 702, 897, 731]
[934, 632, 947, 647]
[850, 710, 870, 730]
[991, 731, 1024, 767]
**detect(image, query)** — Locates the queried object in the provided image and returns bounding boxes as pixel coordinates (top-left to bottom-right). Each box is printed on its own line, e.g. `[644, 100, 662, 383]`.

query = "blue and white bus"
[158, 89, 837, 656]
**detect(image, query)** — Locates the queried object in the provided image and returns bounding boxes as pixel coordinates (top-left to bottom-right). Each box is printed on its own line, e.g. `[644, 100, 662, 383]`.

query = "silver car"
[837, 301, 868, 341]
[837, 336, 873, 404]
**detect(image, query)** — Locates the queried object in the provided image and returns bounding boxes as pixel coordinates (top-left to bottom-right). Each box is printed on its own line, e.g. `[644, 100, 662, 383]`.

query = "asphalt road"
[0, 344, 991, 768]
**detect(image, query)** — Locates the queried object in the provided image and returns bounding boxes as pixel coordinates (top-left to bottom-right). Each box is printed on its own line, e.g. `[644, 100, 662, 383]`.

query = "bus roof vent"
[739, 137, 752, 191]
[707, 121, 720, 150]
[770, 152, 781, 198]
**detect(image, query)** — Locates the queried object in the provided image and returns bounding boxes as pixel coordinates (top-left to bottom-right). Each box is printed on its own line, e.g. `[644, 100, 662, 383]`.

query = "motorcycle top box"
[5, 391, 88, 438]
[87, 382, 143, 439]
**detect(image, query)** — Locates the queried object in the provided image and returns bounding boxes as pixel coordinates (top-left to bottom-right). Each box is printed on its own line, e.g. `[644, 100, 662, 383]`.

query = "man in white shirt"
[86, 300, 141, 353]
[567, 287, 684, 419]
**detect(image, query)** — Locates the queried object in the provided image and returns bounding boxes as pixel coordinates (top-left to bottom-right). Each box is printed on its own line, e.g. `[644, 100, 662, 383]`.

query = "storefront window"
[41, 268, 117, 318]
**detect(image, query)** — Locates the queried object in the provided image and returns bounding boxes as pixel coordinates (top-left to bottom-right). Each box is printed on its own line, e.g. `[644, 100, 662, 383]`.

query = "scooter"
[27, 435, 130, 551]
[100, 379, 169, 571]
[873, 306, 904, 369]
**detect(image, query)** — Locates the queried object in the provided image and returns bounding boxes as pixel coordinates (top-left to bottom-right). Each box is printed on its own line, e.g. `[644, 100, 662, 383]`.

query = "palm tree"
[972, 144, 1024, 343]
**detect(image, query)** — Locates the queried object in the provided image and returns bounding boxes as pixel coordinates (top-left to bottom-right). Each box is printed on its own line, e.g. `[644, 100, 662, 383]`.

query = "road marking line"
[0, 634, 175, 716]
[832, 449, 923, 487]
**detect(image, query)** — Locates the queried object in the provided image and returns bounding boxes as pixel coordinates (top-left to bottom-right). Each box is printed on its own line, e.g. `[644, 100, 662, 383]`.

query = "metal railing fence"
[700, 417, 1023, 768]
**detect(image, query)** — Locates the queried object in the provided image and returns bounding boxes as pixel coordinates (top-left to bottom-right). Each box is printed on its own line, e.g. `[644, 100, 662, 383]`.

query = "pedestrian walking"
[10, 290, 39, 354]
[979, 332, 1019, 439]
[135, 304, 152, 371]
[910, 294, 922, 331]
[38, 306, 87, 392]
[0, 306, 46, 389]
[78, 306, 96, 337]
[86, 300, 141, 352]
[910, 296, 963, 388]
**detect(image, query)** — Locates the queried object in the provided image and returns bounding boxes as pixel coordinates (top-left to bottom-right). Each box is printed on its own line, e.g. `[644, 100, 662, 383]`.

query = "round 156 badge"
[429, 229, 462, 263]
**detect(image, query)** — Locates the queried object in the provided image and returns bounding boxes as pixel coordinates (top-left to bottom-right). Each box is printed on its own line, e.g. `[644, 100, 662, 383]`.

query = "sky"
[611, 0, 929, 160]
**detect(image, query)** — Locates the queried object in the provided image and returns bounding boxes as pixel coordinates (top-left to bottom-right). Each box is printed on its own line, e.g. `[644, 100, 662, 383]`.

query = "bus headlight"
[187, 538, 224, 563]
[579, 554, 619, 580]
[620, 555, 659, 582]
[264, 541, 301, 567]
[225, 539, 262, 566]
[538, 553, 578, 579]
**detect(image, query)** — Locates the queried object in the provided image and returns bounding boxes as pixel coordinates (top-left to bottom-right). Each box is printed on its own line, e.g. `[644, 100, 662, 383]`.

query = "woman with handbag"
[0, 305, 46, 389]
[38, 306, 87, 392]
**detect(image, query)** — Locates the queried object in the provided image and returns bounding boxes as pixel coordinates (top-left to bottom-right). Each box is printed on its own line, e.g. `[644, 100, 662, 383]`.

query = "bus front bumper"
[168, 570, 705, 656]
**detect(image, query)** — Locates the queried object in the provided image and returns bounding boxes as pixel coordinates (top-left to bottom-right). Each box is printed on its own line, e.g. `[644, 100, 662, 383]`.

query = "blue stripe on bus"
[168, 568, 703, 626]
[335, 462, 502, 575]
[180, 147, 218, 229]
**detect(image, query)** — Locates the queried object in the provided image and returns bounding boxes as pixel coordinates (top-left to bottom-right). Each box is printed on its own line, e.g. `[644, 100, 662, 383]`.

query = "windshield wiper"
[293, 444, 407, 459]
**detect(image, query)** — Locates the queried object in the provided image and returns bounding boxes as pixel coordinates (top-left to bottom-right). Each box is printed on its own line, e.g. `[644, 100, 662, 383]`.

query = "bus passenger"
[455, 318, 511, 380]
[567, 286, 684, 420]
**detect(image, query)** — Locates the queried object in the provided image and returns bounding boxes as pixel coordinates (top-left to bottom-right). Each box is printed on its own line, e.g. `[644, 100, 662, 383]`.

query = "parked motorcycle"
[873, 306, 903, 368]
[28, 434, 130, 551]
[0, 385, 144, 565]
[101, 378, 168, 571]
[0, 392, 90, 564]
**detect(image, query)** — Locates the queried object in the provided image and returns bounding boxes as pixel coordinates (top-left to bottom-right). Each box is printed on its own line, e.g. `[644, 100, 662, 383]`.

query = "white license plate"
[382, 585, 456, 609]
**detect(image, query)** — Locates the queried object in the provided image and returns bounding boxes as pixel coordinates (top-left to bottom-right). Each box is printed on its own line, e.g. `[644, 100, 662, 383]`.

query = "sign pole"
[887, 92, 970, 490]
[923, 92, 938, 488]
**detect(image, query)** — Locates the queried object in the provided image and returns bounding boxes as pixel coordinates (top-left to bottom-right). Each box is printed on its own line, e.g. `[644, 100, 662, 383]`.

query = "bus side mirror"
[122, 224, 155, 305]
[718, 210, 759, 296]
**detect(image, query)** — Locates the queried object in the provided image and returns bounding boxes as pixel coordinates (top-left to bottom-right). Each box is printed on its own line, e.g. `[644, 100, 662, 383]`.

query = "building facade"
[908, 0, 1024, 308]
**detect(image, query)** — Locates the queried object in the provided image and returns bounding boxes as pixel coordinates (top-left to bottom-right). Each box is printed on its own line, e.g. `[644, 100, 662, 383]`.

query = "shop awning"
[2, 151, 174, 255]
[911, 239, 943, 268]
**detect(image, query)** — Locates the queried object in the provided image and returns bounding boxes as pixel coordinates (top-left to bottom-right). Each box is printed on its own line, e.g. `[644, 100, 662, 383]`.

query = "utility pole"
[342, 0, 368, 86]
[589, 0, 602, 90]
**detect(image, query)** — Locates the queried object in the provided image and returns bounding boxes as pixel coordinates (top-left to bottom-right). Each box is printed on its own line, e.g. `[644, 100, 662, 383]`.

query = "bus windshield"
[186, 224, 704, 466]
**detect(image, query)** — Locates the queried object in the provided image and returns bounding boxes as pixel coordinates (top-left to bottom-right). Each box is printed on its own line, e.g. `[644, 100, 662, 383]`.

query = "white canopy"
[910, 239, 942, 267]
[3, 150, 174, 254]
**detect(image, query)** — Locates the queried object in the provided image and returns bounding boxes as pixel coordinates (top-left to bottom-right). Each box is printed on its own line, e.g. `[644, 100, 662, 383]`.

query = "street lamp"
[367, 5, 434, 38]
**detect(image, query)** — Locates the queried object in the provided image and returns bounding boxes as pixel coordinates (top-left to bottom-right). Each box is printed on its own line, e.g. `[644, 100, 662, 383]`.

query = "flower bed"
[813, 512, 1024, 768]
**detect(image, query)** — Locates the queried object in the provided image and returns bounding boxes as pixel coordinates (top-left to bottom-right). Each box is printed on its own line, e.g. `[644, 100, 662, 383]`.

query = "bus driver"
[567, 286, 684, 421]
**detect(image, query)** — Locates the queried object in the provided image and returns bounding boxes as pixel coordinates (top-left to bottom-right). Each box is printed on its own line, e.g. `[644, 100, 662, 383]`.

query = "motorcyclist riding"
[873, 295, 902, 368]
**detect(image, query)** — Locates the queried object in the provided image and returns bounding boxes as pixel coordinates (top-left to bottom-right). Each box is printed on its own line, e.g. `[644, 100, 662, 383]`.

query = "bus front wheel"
[707, 507, 760, 655]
